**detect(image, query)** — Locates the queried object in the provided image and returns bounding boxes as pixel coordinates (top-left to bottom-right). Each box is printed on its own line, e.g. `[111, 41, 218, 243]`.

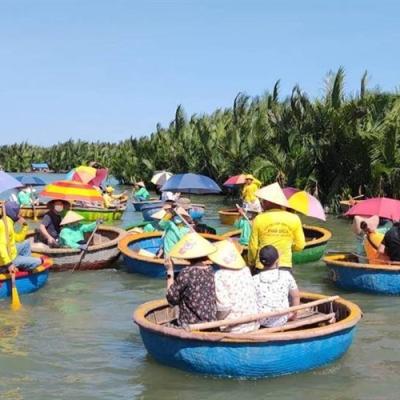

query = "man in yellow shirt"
[248, 183, 305, 270]
[242, 174, 262, 212]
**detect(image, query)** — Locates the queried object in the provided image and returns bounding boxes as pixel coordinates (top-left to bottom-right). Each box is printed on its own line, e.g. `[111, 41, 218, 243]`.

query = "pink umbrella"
[345, 197, 400, 221]
[223, 174, 246, 186]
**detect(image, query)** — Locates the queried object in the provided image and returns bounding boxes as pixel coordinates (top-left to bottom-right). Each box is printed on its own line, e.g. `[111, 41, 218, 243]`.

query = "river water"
[0, 175, 399, 399]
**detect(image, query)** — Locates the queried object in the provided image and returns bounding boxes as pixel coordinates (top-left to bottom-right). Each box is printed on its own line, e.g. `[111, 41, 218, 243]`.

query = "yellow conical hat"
[256, 182, 289, 207]
[169, 232, 217, 260]
[60, 210, 84, 226]
[208, 239, 246, 270]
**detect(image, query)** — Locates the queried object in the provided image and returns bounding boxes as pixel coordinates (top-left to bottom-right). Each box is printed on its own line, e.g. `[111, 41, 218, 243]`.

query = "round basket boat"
[132, 199, 163, 212]
[223, 225, 332, 264]
[19, 205, 48, 219]
[324, 253, 400, 295]
[28, 226, 126, 271]
[141, 203, 164, 222]
[133, 292, 362, 379]
[218, 208, 240, 225]
[0, 255, 52, 299]
[119, 232, 223, 278]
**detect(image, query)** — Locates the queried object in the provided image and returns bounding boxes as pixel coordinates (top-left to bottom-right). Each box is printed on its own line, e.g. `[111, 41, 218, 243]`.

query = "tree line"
[1, 68, 399, 210]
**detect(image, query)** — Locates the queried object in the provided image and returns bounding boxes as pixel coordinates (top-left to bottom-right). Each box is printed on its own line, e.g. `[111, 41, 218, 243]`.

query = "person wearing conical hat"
[210, 240, 259, 333]
[165, 232, 217, 326]
[241, 174, 262, 213]
[133, 181, 150, 201]
[233, 204, 259, 246]
[248, 182, 305, 271]
[59, 211, 98, 249]
[38, 200, 70, 246]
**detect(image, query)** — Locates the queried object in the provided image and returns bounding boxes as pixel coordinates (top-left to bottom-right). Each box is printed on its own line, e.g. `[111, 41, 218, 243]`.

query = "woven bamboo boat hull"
[223, 225, 332, 264]
[28, 226, 125, 271]
[324, 253, 400, 295]
[20, 205, 48, 219]
[133, 292, 362, 378]
[132, 199, 163, 212]
[0, 256, 52, 299]
[218, 208, 240, 225]
[119, 232, 223, 278]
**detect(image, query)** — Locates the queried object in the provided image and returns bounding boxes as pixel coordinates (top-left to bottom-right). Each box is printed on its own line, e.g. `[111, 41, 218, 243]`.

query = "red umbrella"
[345, 197, 400, 221]
[223, 174, 246, 186]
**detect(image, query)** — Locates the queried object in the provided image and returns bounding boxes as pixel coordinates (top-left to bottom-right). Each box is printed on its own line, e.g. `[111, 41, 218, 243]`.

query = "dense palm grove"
[1, 69, 399, 209]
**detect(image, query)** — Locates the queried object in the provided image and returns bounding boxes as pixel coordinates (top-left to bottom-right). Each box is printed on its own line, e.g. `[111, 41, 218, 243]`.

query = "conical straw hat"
[256, 182, 289, 208]
[208, 239, 246, 270]
[151, 209, 167, 220]
[169, 232, 217, 260]
[136, 181, 145, 187]
[60, 210, 84, 226]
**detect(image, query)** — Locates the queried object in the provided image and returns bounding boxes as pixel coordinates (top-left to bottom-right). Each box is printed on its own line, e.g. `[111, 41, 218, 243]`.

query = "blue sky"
[0, 0, 399, 145]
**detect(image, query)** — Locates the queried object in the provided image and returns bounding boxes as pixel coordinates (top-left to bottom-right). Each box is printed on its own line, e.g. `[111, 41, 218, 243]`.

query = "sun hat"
[245, 174, 255, 180]
[175, 197, 191, 210]
[255, 182, 289, 208]
[352, 215, 379, 235]
[106, 186, 114, 193]
[136, 181, 145, 187]
[208, 239, 246, 270]
[60, 210, 84, 226]
[174, 206, 189, 217]
[47, 199, 71, 209]
[259, 245, 279, 269]
[169, 232, 217, 260]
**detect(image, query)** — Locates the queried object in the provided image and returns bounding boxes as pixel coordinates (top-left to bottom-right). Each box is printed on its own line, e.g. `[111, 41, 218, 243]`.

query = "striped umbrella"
[283, 188, 326, 221]
[41, 180, 103, 202]
[151, 171, 173, 186]
[223, 174, 246, 186]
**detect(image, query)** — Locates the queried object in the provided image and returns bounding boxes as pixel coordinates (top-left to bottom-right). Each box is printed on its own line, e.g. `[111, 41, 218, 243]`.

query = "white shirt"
[214, 267, 259, 333]
[253, 269, 298, 327]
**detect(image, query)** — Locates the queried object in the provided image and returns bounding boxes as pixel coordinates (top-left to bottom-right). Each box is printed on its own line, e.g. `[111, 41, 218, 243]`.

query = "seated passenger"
[352, 215, 379, 257]
[253, 245, 300, 327]
[234, 205, 258, 246]
[210, 240, 259, 333]
[17, 186, 38, 207]
[0, 201, 41, 273]
[38, 200, 70, 246]
[379, 222, 400, 262]
[133, 181, 150, 201]
[102, 186, 127, 208]
[164, 233, 217, 326]
[59, 211, 97, 250]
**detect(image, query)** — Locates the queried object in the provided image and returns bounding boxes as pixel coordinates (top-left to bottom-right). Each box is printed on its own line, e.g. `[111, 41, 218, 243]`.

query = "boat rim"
[133, 291, 362, 343]
[324, 253, 400, 271]
[0, 254, 52, 280]
[28, 225, 126, 255]
[118, 231, 224, 266]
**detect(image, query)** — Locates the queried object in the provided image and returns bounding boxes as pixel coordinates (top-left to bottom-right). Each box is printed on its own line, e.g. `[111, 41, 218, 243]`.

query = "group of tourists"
[163, 182, 305, 332]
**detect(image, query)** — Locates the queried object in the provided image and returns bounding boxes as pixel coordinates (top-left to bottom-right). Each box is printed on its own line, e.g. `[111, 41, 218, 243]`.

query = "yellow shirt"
[0, 216, 19, 267]
[242, 179, 261, 203]
[248, 209, 306, 268]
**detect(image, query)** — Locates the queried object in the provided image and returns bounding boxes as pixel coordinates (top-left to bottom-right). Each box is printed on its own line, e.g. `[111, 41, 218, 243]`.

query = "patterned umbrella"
[223, 174, 246, 186]
[151, 171, 173, 186]
[0, 171, 23, 194]
[283, 188, 326, 221]
[66, 166, 108, 187]
[41, 180, 103, 202]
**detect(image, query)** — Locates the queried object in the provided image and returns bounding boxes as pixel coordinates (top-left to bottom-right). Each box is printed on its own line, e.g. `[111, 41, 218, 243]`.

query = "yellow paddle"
[10, 271, 21, 310]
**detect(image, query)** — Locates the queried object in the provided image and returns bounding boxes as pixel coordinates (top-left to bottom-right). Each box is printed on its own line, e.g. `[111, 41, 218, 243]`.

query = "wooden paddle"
[235, 203, 251, 223]
[1, 201, 21, 310]
[71, 222, 100, 272]
[187, 295, 339, 332]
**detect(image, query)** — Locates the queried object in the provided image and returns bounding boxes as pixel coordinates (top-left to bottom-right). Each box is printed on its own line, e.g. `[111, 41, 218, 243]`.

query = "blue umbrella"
[160, 173, 222, 194]
[0, 171, 23, 194]
[16, 176, 46, 186]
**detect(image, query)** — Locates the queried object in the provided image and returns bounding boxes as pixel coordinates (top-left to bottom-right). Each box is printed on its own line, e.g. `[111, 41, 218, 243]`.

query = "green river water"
[0, 177, 399, 399]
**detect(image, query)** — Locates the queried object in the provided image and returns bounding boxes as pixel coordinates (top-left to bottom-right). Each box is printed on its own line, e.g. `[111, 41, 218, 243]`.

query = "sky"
[0, 0, 399, 146]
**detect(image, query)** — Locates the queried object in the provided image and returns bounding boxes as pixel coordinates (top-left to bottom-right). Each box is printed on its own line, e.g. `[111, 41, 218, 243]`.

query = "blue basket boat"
[133, 292, 362, 379]
[324, 253, 400, 295]
[132, 199, 163, 212]
[0, 255, 52, 299]
[223, 225, 332, 264]
[119, 232, 223, 278]
[141, 203, 164, 221]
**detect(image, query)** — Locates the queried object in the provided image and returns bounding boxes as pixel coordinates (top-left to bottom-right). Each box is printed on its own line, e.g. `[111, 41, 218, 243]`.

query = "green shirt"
[59, 222, 97, 249]
[159, 220, 190, 255]
[234, 217, 252, 246]
[134, 187, 150, 200]
[17, 191, 32, 206]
